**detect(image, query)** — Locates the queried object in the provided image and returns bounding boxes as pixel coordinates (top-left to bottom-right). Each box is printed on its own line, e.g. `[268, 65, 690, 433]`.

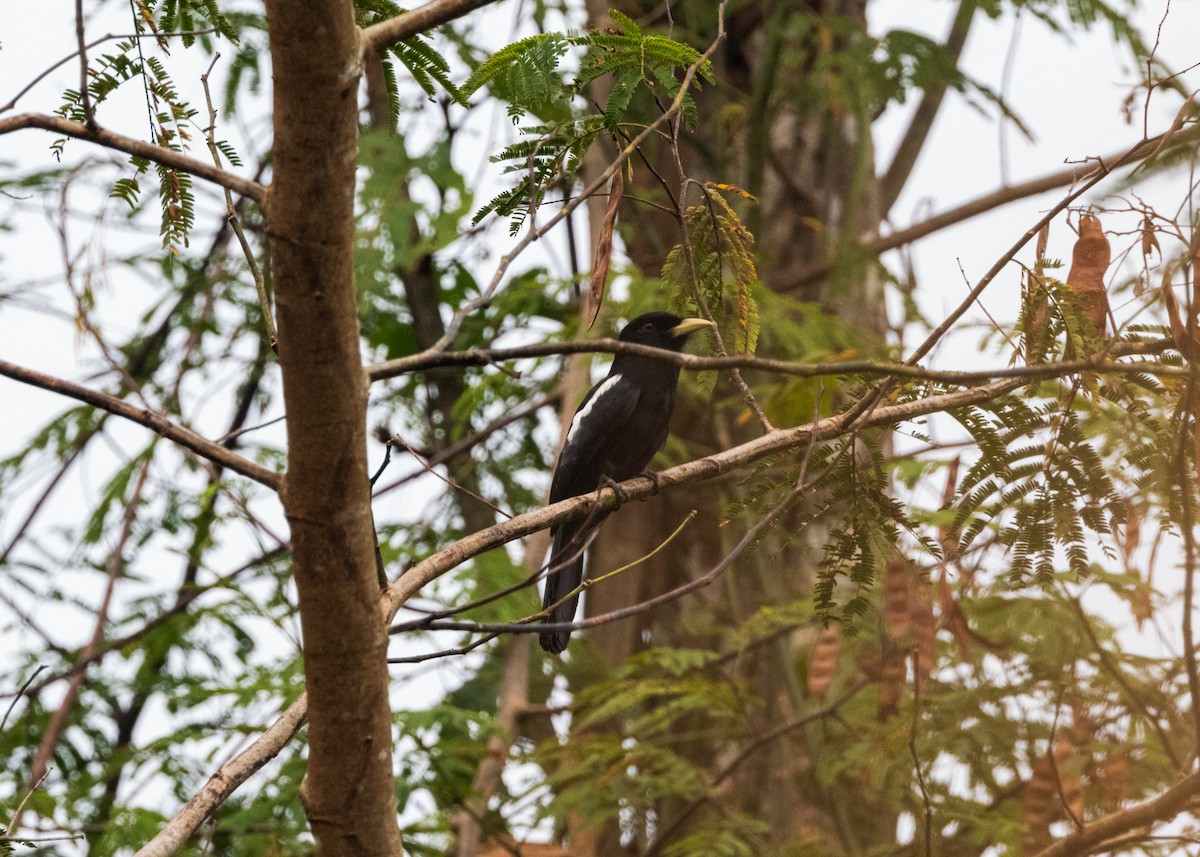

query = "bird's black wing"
[541, 372, 640, 653]
[549, 372, 640, 503]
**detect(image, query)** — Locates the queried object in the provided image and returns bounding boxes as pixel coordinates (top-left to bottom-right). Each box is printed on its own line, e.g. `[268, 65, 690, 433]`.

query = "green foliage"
[464, 33, 575, 122]
[540, 648, 742, 831]
[357, 131, 472, 281]
[155, 0, 240, 45]
[662, 184, 761, 391]
[948, 394, 1122, 584]
[54, 8, 231, 259]
[660, 816, 771, 857]
[472, 115, 609, 234]
[466, 14, 713, 231]
[356, 0, 468, 126]
[812, 434, 921, 617]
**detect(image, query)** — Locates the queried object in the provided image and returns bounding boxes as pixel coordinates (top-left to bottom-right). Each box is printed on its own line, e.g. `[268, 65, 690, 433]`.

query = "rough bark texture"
[264, 3, 404, 854]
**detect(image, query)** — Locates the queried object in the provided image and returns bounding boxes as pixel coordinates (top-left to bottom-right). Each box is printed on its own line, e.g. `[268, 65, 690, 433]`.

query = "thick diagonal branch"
[0, 359, 280, 490]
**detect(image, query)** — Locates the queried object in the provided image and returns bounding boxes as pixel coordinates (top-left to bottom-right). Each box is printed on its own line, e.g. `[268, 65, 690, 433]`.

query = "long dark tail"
[539, 518, 602, 654]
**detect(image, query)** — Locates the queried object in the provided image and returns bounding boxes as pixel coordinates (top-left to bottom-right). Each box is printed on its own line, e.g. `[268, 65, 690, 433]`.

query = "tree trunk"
[264, 3, 405, 853]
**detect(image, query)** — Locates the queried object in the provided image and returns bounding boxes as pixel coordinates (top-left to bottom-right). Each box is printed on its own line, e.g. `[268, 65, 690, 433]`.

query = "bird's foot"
[639, 469, 662, 495]
[598, 475, 629, 507]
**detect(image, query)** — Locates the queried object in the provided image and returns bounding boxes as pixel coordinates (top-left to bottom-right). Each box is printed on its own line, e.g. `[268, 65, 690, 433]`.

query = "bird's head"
[618, 312, 715, 351]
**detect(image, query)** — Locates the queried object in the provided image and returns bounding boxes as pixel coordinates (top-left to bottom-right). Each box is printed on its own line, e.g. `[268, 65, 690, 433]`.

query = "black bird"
[539, 311, 713, 654]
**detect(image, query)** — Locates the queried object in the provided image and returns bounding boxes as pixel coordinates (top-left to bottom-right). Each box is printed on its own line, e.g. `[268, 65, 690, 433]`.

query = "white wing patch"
[566, 374, 623, 444]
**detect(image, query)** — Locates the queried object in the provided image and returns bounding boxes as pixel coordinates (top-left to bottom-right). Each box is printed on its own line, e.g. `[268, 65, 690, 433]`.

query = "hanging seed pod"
[587, 169, 624, 329]
[1065, 214, 1111, 337]
[910, 576, 935, 695]
[884, 553, 911, 639]
[807, 625, 841, 696]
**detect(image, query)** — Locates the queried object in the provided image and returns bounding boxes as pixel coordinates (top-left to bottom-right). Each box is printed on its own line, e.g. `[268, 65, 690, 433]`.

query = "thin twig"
[0, 421, 102, 565]
[1, 666, 47, 732]
[372, 396, 552, 497]
[199, 55, 277, 351]
[390, 433, 512, 518]
[390, 511, 697, 634]
[682, 180, 773, 431]
[910, 651, 933, 857]
[6, 770, 50, 838]
[215, 415, 285, 445]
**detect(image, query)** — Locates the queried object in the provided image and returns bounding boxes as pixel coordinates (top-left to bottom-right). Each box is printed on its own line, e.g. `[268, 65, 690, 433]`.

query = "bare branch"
[131, 695, 308, 857]
[372, 396, 553, 498]
[1, 667, 47, 732]
[0, 359, 282, 490]
[790, 122, 1200, 292]
[0, 113, 268, 204]
[879, 0, 975, 214]
[74, 0, 95, 129]
[369, 336, 1173, 384]
[1031, 770, 1200, 857]
[379, 375, 1028, 623]
[360, 0, 506, 54]
[199, 55, 277, 350]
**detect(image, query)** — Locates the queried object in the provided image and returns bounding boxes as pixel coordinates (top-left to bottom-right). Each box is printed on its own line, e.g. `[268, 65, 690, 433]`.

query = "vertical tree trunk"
[264, 4, 404, 854]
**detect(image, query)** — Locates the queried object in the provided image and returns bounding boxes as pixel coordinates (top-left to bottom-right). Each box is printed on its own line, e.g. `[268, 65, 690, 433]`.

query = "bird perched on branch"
[540, 311, 714, 654]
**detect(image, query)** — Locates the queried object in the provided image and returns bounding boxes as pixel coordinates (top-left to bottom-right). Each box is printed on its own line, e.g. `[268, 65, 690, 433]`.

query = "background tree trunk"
[575, 0, 906, 850]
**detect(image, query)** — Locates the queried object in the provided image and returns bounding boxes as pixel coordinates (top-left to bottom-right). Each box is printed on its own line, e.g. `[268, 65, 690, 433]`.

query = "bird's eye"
[641, 321, 656, 332]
